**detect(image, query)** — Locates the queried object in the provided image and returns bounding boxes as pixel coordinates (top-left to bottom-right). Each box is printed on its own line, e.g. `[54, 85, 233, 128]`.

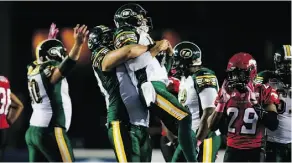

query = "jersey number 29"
[0, 87, 11, 115]
[227, 107, 259, 135]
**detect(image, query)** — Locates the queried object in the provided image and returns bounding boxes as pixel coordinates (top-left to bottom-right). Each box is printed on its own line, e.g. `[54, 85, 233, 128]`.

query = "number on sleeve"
[227, 107, 259, 135]
[28, 79, 42, 104]
[0, 87, 11, 115]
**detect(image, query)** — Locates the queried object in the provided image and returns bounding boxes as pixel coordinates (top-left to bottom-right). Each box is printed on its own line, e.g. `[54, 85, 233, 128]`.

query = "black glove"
[254, 104, 267, 120]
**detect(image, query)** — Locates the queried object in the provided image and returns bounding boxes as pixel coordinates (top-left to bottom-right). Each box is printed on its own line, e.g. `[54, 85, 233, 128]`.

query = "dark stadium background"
[0, 0, 290, 155]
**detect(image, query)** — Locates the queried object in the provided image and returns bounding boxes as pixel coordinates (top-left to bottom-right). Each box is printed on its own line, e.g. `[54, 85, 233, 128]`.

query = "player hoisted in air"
[113, 3, 198, 162]
[25, 23, 88, 162]
[88, 25, 169, 162]
[255, 45, 291, 162]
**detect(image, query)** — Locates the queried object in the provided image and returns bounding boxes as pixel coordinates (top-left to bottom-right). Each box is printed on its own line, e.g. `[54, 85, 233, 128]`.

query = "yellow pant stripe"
[111, 121, 127, 162]
[156, 94, 188, 120]
[54, 127, 72, 162]
[203, 138, 213, 163]
[285, 45, 291, 57]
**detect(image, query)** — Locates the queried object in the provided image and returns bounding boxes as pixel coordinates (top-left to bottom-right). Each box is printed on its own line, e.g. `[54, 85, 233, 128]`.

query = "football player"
[168, 41, 222, 162]
[25, 23, 88, 162]
[208, 52, 279, 162]
[87, 25, 169, 162]
[255, 45, 291, 162]
[113, 3, 198, 162]
[0, 76, 24, 161]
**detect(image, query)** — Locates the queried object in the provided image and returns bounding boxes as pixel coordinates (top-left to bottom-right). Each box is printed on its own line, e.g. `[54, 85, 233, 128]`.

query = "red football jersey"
[217, 83, 279, 149]
[0, 76, 11, 129]
[168, 76, 180, 94]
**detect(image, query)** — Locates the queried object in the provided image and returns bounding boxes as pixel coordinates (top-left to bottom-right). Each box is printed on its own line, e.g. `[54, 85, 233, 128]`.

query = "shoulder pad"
[91, 46, 111, 69]
[255, 70, 274, 84]
[194, 68, 218, 91]
[114, 25, 138, 48]
[256, 83, 280, 105]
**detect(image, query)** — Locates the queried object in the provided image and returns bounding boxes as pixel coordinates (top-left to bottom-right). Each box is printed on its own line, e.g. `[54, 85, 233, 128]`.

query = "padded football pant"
[143, 81, 197, 162]
[266, 141, 291, 162]
[197, 132, 222, 162]
[25, 126, 74, 162]
[108, 121, 132, 162]
[223, 146, 262, 162]
[108, 121, 152, 162]
[129, 125, 152, 162]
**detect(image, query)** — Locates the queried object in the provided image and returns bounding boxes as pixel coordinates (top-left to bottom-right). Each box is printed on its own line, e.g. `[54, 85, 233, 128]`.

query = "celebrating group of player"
[0, 2, 290, 162]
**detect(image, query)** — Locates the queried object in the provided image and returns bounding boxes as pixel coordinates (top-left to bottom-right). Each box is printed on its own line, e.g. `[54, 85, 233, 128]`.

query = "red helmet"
[226, 52, 257, 90]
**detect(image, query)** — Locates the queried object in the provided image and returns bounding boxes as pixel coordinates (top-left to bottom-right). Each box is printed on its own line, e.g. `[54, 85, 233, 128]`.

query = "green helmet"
[173, 41, 202, 70]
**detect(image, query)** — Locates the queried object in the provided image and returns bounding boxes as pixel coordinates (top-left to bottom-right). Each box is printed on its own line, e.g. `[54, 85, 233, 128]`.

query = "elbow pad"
[58, 56, 77, 77]
[262, 111, 279, 131]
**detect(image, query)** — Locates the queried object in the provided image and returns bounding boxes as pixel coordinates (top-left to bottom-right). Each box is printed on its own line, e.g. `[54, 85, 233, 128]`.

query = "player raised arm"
[7, 92, 24, 125]
[50, 24, 89, 84]
[208, 80, 230, 131]
[101, 40, 169, 72]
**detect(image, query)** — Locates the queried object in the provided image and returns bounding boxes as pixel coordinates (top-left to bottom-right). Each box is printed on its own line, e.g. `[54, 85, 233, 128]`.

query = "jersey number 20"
[0, 87, 11, 115]
[227, 107, 259, 135]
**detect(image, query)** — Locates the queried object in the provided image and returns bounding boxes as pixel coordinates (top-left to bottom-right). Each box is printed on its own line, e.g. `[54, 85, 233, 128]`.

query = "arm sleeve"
[113, 27, 138, 49]
[195, 70, 219, 93]
[164, 55, 174, 73]
[260, 84, 280, 105]
[91, 47, 111, 71]
[199, 87, 218, 110]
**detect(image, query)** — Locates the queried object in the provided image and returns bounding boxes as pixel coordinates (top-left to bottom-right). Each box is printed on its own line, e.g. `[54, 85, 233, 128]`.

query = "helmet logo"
[180, 48, 193, 59]
[48, 47, 63, 58]
[248, 59, 257, 67]
[121, 9, 134, 18]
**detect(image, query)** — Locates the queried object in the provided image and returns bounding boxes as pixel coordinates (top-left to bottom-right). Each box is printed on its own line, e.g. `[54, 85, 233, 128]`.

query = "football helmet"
[87, 25, 113, 52]
[36, 39, 67, 63]
[226, 52, 257, 91]
[173, 41, 202, 70]
[114, 3, 153, 32]
[274, 45, 291, 84]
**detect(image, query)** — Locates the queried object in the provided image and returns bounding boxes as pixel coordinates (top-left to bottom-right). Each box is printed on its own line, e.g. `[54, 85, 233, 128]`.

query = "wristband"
[58, 56, 77, 77]
[215, 103, 226, 112]
[147, 43, 156, 51]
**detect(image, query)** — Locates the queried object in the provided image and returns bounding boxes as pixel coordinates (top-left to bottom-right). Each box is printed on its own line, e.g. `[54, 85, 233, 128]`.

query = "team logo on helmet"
[180, 48, 193, 59]
[48, 47, 63, 58]
[121, 9, 133, 18]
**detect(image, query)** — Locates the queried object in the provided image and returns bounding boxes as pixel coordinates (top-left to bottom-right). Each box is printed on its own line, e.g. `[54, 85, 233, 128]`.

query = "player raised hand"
[48, 23, 59, 39]
[73, 24, 89, 45]
[217, 79, 231, 104]
[245, 83, 258, 105]
[166, 41, 174, 56]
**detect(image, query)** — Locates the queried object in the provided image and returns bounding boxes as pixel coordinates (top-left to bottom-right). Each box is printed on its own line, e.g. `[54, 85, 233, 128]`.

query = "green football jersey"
[91, 46, 129, 124]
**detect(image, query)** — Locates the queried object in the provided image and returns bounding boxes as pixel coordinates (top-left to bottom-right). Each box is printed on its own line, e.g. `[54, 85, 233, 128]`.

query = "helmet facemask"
[275, 59, 291, 85]
[227, 68, 251, 92]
